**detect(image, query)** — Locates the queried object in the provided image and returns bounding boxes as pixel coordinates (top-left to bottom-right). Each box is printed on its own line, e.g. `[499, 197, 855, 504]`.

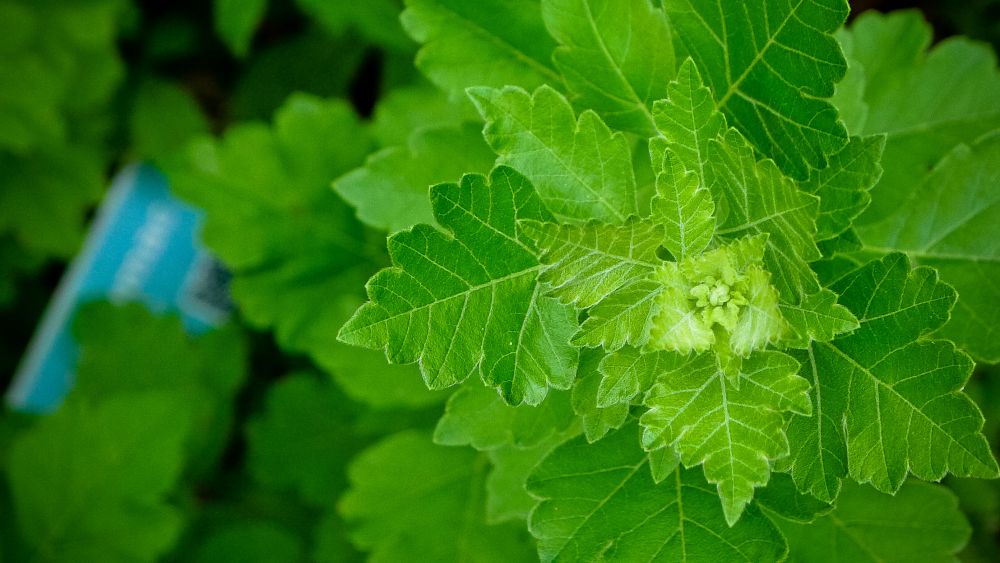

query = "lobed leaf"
[339, 167, 578, 405]
[663, 0, 849, 179]
[401, 0, 561, 95]
[781, 254, 999, 501]
[522, 217, 661, 308]
[771, 481, 971, 563]
[707, 128, 822, 300]
[527, 422, 788, 561]
[837, 10, 1000, 225]
[469, 85, 638, 223]
[340, 431, 533, 562]
[651, 148, 714, 260]
[640, 351, 810, 524]
[858, 133, 1000, 363]
[542, 0, 674, 135]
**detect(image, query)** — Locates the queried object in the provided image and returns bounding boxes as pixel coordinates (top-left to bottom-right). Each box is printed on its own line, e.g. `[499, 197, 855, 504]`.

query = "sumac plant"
[333, 0, 1000, 560]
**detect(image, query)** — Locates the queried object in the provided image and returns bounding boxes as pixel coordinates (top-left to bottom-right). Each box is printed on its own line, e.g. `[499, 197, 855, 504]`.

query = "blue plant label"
[6, 163, 232, 412]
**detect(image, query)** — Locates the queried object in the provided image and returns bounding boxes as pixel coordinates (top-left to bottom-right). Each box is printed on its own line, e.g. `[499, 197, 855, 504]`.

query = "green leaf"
[469, 85, 637, 222]
[340, 431, 533, 562]
[651, 58, 726, 187]
[707, 128, 823, 300]
[573, 277, 662, 350]
[858, 133, 1000, 363]
[246, 374, 361, 506]
[339, 167, 579, 405]
[195, 523, 302, 563]
[7, 393, 192, 562]
[837, 10, 1000, 225]
[335, 123, 495, 232]
[434, 384, 574, 450]
[214, 0, 268, 57]
[781, 254, 999, 502]
[754, 473, 832, 523]
[778, 289, 859, 348]
[800, 135, 885, 241]
[652, 148, 714, 260]
[597, 345, 673, 407]
[640, 350, 810, 524]
[571, 349, 629, 442]
[663, 0, 849, 179]
[771, 482, 971, 563]
[528, 422, 788, 561]
[522, 217, 661, 308]
[401, 0, 561, 94]
[541, 0, 674, 135]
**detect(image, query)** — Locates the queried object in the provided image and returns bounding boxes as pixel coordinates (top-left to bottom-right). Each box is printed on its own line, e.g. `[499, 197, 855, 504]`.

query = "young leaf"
[521, 217, 662, 308]
[640, 350, 811, 524]
[781, 254, 1000, 501]
[339, 167, 579, 405]
[401, 0, 561, 94]
[837, 10, 1000, 225]
[651, 149, 714, 259]
[651, 58, 726, 186]
[663, 0, 850, 178]
[542, 0, 674, 135]
[858, 133, 1000, 363]
[340, 431, 533, 562]
[7, 393, 192, 562]
[597, 345, 674, 407]
[770, 482, 971, 563]
[528, 423, 788, 561]
[707, 128, 822, 300]
[573, 277, 663, 350]
[469, 85, 638, 222]
[334, 123, 495, 233]
[777, 289, 860, 348]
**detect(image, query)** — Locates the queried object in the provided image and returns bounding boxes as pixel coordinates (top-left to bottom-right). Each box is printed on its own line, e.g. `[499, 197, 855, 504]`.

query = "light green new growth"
[648, 236, 785, 367]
